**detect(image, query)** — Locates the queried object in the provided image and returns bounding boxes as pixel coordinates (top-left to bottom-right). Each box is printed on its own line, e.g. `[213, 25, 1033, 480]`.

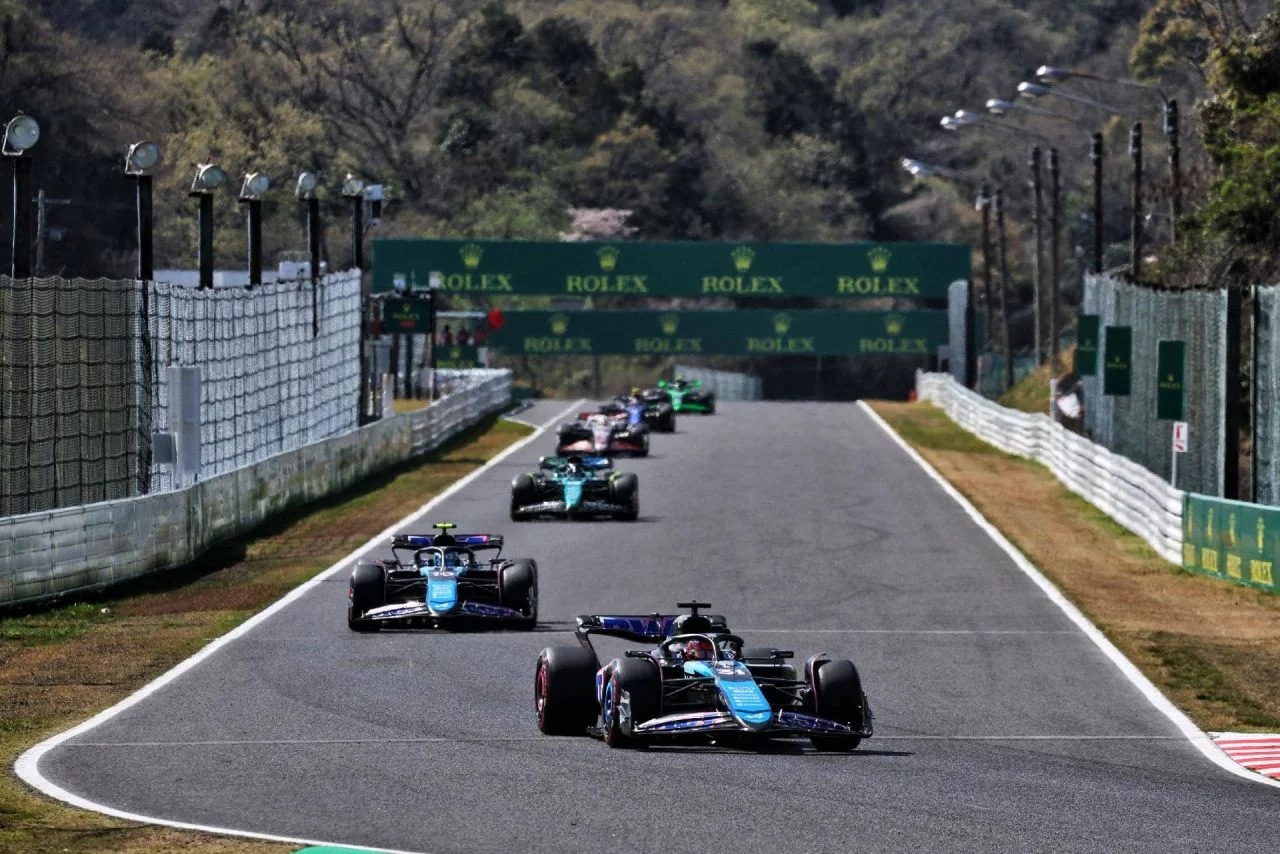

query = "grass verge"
[871, 401, 1280, 733]
[0, 415, 533, 854]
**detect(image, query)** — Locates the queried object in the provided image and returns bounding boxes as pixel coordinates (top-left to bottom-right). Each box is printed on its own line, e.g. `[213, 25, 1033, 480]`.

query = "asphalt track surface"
[30, 402, 1279, 853]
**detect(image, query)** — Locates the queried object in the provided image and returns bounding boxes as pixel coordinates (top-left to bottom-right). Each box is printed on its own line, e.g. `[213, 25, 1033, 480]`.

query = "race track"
[28, 401, 1279, 853]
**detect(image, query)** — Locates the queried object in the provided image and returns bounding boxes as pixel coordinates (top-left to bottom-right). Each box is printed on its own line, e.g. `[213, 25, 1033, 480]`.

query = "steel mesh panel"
[1, 277, 143, 516]
[948, 280, 968, 385]
[148, 272, 361, 492]
[1254, 286, 1280, 505]
[1082, 274, 1225, 496]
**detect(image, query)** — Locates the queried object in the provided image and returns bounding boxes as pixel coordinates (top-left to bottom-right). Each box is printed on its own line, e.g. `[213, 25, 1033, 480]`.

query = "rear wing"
[574, 613, 729, 646]
[539, 455, 612, 471]
[390, 533, 504, 552]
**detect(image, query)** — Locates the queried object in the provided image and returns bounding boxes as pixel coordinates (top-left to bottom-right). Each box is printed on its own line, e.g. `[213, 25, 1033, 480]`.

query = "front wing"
[513, 498, 631, 517]
[360, 600, 525, 622]
[632, 709, 871, 738]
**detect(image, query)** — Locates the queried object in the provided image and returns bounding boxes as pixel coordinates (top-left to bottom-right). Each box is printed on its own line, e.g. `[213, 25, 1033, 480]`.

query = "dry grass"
[0, 416, 533, 854]
[872, 401, 1280, 732]
[392, 398, 432, 414]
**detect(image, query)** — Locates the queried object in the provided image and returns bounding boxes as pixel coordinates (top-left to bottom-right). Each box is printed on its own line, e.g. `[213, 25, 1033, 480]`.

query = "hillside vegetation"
[7, 0, 1151, 278]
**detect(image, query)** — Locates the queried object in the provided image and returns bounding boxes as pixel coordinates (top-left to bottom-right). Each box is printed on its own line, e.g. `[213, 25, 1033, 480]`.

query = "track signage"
[483, 310, 947, 357]
[372, 239, 968, 299]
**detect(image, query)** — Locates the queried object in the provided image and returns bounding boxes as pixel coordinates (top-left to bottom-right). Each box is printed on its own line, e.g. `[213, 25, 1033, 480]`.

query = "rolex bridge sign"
[372, 239, 968, 299]
[483, 309, 948, 357]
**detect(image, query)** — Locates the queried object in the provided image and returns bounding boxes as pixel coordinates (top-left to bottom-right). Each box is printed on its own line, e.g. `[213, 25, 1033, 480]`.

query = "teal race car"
[510, 455, 639, 521]
[646, 376, 716, 415]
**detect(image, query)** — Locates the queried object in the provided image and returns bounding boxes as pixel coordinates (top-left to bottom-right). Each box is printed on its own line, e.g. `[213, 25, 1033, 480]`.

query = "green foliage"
[10, 0, 1155, 274]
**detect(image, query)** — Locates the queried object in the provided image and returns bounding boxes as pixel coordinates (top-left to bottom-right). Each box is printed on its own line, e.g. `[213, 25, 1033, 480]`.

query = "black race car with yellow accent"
[347, 523, 537, 631]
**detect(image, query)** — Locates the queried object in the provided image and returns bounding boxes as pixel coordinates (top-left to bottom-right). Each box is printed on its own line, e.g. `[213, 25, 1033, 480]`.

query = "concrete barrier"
[0, 372, 511, 607]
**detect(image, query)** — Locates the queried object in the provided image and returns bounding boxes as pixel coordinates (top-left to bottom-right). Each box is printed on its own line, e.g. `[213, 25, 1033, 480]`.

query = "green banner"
[372, 239, 968, 299]
[484, 310, 947, 356]
[382, 298, 430, 333]
[1103, 325, 1132, 395]
[1156, 340, 1186, 421]
[435, 344, 483, 369]
[1076, 314, 1099, 376]
[1183, 493, 1279, 592]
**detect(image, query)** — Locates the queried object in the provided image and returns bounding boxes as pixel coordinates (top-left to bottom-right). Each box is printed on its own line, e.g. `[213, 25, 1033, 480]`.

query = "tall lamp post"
[125, 140, 159, 494]
[1018, 81, 1140, 281]
[341, 174, 371, 422]
[124, 141, 159, 281]
[944, 109, 1054, 365]
[189, 164, 227, 290]
[239, 172, 270, 288]
[986, 99, 1072, 366]
[901, 157, 994, 391]
[295, 171, 321, 336]
[4, 115, 40, 278]
[1036, 66, 1179, 242]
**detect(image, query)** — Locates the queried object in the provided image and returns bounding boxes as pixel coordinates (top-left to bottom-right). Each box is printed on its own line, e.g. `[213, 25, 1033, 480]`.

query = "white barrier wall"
[671, 365, 763, 401]
[0, 372, 511, 607]
[917, 372, 1184, 564]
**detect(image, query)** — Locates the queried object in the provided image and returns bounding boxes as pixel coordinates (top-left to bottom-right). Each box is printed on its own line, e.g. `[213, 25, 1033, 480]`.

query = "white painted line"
[65, 737, 555, 747]
[734, 628, 1078, 635]
[871, 735, 1181, 741]
[14, 399, 586, 854]
[857, 401, 1280, 791]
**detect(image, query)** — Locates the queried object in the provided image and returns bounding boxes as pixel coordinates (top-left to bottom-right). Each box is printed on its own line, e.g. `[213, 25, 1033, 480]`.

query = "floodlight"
[191, 163, 227, 193]
[3, 115, 39, 154]
[240, 172, 271, 199]
[341, 173, 365, 197]
[295, 171, 319, 199]
[125, 141, 160, 175]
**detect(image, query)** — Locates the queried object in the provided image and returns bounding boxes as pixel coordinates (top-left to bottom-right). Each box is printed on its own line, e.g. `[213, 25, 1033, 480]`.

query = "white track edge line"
[14, 399, 586, 854]
[857, 400, 1280, 791]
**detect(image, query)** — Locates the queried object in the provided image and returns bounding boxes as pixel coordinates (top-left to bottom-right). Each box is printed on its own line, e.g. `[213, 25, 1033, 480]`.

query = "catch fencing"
[1, 272, 362, 516]
[150, 272, 361, 492]
[918, 371, 1184, 564]
[672, 365, 763, 400]
[1082, 274, 1226, 497]
[0, 371, 511, 608]
[1, 277, 146, 516]
[1253, 285, 1280, 506]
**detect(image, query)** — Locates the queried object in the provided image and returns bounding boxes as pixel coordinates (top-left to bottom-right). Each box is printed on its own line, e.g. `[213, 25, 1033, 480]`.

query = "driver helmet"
[684, 638, 714, 661]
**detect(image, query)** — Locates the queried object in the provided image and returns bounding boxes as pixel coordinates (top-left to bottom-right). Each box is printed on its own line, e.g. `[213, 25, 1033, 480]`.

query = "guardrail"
[672, 365, 762, 401]
[917, 372, 1184, 564]
[0, 372, 511, 608]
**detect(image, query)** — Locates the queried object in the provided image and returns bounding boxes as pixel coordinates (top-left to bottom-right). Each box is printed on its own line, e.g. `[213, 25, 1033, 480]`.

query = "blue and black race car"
[534, 602, 872, 750]
[347, 523, 537, 631]
[510, 455, 639, 521]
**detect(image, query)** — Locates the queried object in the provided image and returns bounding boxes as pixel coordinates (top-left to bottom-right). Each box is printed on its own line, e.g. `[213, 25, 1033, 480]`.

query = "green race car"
[647, 376, 716, 415]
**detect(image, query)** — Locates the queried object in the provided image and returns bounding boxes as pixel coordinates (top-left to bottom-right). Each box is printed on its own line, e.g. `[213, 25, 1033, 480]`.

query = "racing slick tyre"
[535, 645, 600, 735]
[602, 658, 661, 748]
[611, 473, 639, 521]
[500, 559, 538, 629]
[658, 406, 676, 433]
[510, 473, 536, 521]
[347, 561, 386, 633]
[808, 659, 865, 752]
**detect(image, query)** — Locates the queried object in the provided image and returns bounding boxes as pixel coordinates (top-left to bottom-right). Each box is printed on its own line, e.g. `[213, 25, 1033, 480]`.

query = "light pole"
[341, 174, 370, 421]
[1037, 66, 1180, 241]
[238, 172, 270, 288]
[125, 140, 159, 495]
[996, 188, 1013, 392]
[295, 171, 321, 336]
[189, 163, 227, 290]
[1019, 81, 1142, 280]
[944, 110, 1054, 364]
[124, 141, 159, 281]
[901, 157, 990, 390]
[4, 115, 40, 279]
